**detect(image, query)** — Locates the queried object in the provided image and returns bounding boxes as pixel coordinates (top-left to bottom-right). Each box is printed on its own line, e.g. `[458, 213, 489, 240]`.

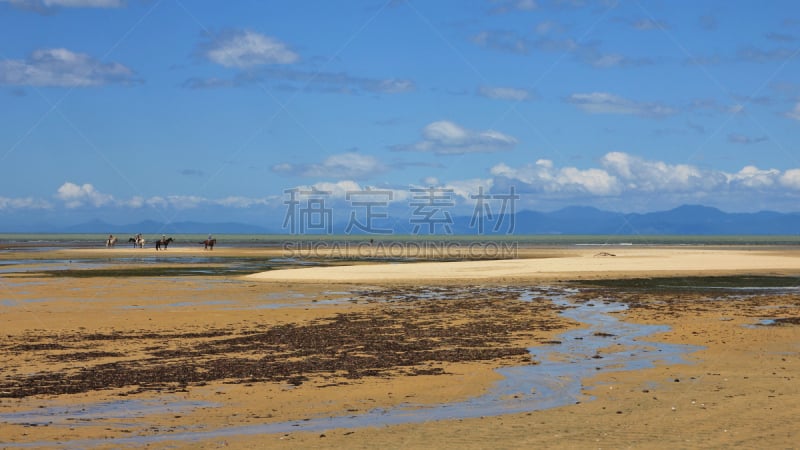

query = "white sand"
[245, 248, 800, 283]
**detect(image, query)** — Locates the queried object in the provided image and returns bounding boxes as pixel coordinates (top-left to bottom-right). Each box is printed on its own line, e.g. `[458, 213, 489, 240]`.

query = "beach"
[1, 244, 799, 448]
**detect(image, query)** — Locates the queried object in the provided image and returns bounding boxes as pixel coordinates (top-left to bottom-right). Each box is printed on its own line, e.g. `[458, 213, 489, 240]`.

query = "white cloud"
[160, 195, 206, 210]
[284, 180, 411, 204]
[144, 196, 168, 209]
[47, 184, 280, 210]
[201, 30, 299, 68]
[308, 180, 364, 198]
[600, 152, 718, 192]
[394, 120, 517, 155]
[785, 102, 800, 121]
[215, 196, 269, 208]
[422, 176, 439, 186]
[557, 167, 620, 195]
[478, 85, 532, 101]
[56, 182, 114, 208]
[0, 196, 51, 210]
[273, 152, 387, 179]
[490, 159, 621, 196]
[440, 178, 494, 200]
[728, 166, 781, 188]
[566, 92, 675, 118]
[490, 153, 800, 206]
[780, 169, 800, 190]
[0, 48, 136, 87]
[124, 196, 145, 208]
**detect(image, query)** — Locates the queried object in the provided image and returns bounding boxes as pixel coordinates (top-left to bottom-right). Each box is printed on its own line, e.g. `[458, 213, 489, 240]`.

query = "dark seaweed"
[0, 288, 568, 398]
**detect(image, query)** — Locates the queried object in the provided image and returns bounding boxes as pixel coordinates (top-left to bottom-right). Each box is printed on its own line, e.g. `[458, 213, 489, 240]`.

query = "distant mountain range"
[12, 205, 800, 235]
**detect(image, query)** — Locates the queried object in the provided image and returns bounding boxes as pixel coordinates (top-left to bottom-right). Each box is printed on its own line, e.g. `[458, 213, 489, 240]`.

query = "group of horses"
[105, 236, 216, 250]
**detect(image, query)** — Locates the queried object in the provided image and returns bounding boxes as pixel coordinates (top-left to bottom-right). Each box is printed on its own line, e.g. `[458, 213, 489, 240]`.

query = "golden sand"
[0, 246, 798, 448]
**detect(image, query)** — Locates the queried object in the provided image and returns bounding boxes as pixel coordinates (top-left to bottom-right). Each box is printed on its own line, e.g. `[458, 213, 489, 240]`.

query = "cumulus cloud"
[305, 180, 364, 198]
[491, 159, 621, 196]
[51, 182, 278, 210]
[489, 152, 800, 204]
[272, 152, 387, 179]
[0, 196, 51, 210]
[0, 48, 137, 87]
[600, 152, 721, 192]
[437, 178, 494, 201]
[780, 169, 800, 190]
[728, 166, 781, 189]
[566, 92, 675, 118]
[199, 30, 299, 68]
[393, 120, 517, 155]
[478, 85, 533, 101]
[283, 180, 409, 203]
[56, 182, 114, 208]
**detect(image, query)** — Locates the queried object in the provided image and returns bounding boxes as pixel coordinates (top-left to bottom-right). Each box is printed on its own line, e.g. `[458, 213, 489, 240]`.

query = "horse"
[155, 237, 173, 251]
[200, 238, 216, 250]
[128, 236, 145, 248]
[106, 236, 117, 248]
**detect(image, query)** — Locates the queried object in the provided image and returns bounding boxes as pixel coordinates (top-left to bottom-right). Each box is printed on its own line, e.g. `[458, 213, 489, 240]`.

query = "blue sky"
[1, 0, 799, 230]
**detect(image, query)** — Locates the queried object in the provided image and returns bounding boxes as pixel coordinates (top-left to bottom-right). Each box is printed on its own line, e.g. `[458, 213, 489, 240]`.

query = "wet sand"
[1, 246, 799, 448]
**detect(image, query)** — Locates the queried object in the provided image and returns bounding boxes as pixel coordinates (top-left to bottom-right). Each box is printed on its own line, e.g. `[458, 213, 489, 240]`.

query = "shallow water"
[0, 398, 215, 427]
[1, 287, 702, 448]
